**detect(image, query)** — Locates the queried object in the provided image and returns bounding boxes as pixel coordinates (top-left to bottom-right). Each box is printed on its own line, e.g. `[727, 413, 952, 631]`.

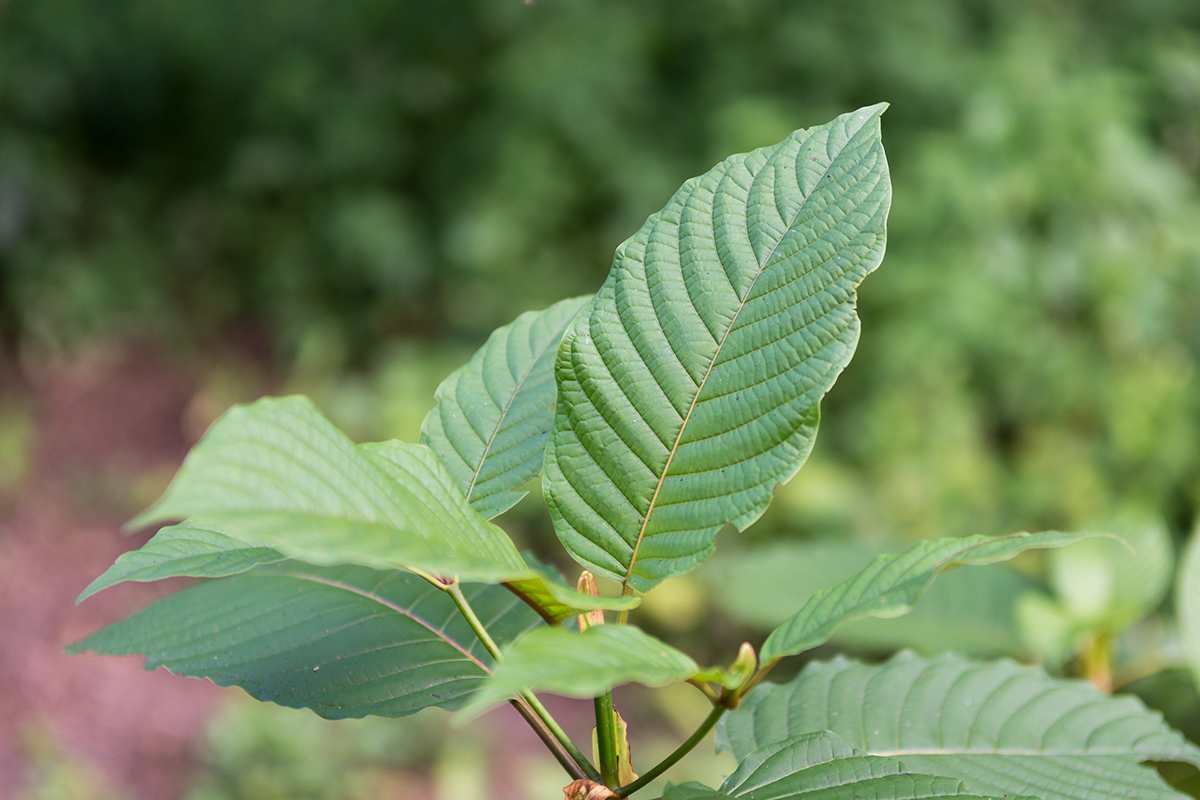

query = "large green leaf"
[718, 651, 1200, 800]
[544, 105, 891, 592]
[420, 295, 591, 520]
[665, 732, 1019, 800]
[760, 531, 1089, 662]
[459, 624, 711, 718]
[76, 520, 285, 603]
[67, 563, 542, 719]
[127, 395, 632, 623]
[1179, 523, 1200, 694]
[705, 541, 1034, 657]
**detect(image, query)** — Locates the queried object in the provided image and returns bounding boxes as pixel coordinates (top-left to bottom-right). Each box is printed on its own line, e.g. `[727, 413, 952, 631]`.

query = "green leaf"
[127, 395, 631, 623]
[67, 563, 542, 719]
[705, 541, 1034, 657]
[544, 105, 891, 592]
[760, 531, 1090, 662]
[1050, 512, 1173, 631]
[76, 520, 285, 603]
[421, 295, 591, 520]
[459, 624, 710, 718]
[666, 731, 1023, 800]
[1179, 523, 1200, 694]
[718, 651, 1200, 800]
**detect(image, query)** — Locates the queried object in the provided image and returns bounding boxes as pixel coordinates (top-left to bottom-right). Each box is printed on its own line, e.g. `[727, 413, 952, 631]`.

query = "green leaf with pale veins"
[666, 731, 1026, 800]
[760, 531, 1092, 662]
[67, 563, 543, 719]
[126, 395, 633, 623]
[718, 651, 1200, 800]
[421, 295, 591, 520]
[544, 105, 892, 592]
[76, 520, 285, 603]
[459, 624, 713, 719]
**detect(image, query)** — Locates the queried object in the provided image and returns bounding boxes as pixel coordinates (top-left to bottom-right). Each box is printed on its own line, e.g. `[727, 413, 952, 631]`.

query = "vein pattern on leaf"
[544, 104, 891, 591]
[718, 651, 1200, 800]
[421, 296, 591, 519]
[68, 563, 542, 719]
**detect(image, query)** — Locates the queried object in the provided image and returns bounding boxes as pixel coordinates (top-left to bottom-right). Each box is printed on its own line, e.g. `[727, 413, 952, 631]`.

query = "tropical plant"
[69, 107, 1200, 800]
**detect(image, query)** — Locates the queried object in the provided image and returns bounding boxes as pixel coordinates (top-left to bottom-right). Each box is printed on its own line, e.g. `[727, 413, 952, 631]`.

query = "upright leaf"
[459, 624, 712, 719]
[68, 563, 542, 719]
[718, 651, 1200, 800]
[666, 732, 1017, 800]
[760, 531, 1090, 662]
[544, 105, 891, 591]
[421, 295, 591, 519]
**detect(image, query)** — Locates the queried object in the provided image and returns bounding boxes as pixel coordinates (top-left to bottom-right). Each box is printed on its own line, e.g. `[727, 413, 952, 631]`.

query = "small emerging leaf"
[421, 295, 591, 519]
[459, 624, 711, 719]
[760, 531, 1093, 662]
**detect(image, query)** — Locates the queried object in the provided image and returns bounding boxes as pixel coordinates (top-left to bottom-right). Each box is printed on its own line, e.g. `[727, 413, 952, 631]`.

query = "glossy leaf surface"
[666, 731, 1017, 800]
[68, 563, 542, 719]
[460, 624, 708, 718]
[421, 295, 590, 519]
[544, 105, 891, 591]
[719, 651, 1200, 800]
[761, 531, 1088, 662]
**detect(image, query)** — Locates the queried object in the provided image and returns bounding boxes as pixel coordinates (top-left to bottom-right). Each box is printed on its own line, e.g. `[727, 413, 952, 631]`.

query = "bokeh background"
[3, 1, 1200, 798]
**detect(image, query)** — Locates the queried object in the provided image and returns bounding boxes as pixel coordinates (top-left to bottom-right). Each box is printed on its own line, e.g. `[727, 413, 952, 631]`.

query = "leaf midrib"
[622, 143, 843, 590]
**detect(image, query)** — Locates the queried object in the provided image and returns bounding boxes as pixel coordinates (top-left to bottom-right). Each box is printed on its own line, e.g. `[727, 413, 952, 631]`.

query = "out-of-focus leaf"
[420, 295, 591, 519]
[68, 563, 542, 719]
[760, 531, 1089, 662]
[460, 624, 712, 719]
[719, 651, 1200, 800]
[665, 731, 1019, 800]
[1051, 513, 1173, 630]
[545, 105, 891, 592]
[76, 520, 285, 603]
[1178, 523, 1200, 694]
[705, 541, 1034, 656]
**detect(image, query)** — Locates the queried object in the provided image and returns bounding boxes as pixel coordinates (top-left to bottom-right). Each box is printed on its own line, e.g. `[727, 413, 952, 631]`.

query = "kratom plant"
[70, 106, 1200, 800]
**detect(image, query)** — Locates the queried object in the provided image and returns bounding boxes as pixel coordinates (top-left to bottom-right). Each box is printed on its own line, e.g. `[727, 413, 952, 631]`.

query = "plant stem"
[614, 706, 726, 798]
[443, 580, 601, 782]
[595, 691, 620, 788]
[508, 698, 585, 781]
[617, 585, 635, 625]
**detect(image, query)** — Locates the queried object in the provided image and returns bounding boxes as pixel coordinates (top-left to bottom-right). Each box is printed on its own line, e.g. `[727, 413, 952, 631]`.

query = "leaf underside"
[544, 104, 891, 592]
[421, 295, 591, 520]
[68, 563, 542, 719]
[718, 651, 1200, 800]
[760, 531, 1091, 662]
[460, 624, 705, 719]
[666, 731, 1025, 800]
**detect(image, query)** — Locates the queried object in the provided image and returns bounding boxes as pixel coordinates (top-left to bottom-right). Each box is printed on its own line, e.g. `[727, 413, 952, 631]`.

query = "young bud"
[725, 641, 757, 692]
[576, 570, 605, 631]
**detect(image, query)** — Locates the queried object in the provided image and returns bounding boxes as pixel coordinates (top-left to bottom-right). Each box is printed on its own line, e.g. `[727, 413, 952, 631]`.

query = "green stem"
[595, 691, 620, 788]
[508, 698, 585, 781]
[615, 706, 726, 798]
[443, 580, 600, 782]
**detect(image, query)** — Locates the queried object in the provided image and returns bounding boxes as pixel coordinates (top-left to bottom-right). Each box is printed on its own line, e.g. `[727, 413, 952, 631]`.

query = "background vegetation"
[3, 1, 1200, 798]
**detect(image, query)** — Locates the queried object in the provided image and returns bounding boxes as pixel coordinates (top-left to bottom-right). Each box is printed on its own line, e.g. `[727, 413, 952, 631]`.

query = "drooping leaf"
[126, 396, 632, 623]
[1050, 512, 1173, 631]
[760, 531, 1091, 662]
[68, 563, 542, 719]
[544, 105, 891, 592]
[460, 624, 713, 719]
[76, 520, 285, 603]
[704, 541, 1034, 657]
[665, 731, 1021, 800]
[1179, 523, 1200, 694]
[421, 295, 591, 520]
[718, 651, 1200, 800]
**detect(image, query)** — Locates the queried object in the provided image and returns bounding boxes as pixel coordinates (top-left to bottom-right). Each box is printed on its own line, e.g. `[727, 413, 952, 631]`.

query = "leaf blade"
[545, 105, 892, 591]
[421, 295, 591, 519]
[760, 531, 1091, 662]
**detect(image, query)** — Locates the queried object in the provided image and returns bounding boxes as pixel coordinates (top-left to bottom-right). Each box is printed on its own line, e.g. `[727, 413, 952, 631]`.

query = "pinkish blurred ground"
[0, 345, 231, 800]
